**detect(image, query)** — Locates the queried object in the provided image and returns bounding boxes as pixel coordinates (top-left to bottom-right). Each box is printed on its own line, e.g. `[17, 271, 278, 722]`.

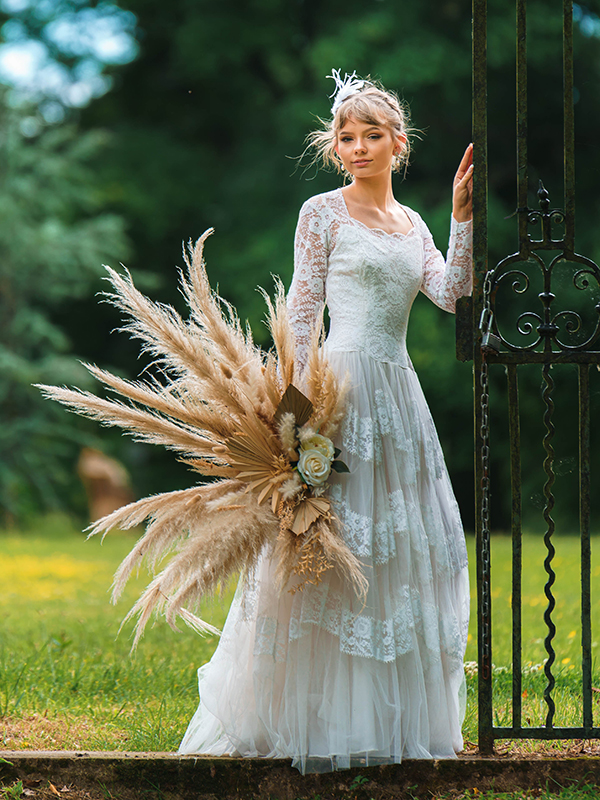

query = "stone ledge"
[1, 751, 600, 799]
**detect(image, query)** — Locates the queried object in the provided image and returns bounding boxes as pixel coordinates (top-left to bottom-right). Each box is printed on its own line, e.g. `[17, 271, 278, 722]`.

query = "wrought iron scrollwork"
[484, 182, 600, 354]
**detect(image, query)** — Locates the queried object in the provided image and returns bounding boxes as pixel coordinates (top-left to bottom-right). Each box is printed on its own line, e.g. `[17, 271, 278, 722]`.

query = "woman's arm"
[287, 199, 329, 376]
[418, 214, 473, 313]
[419, 144, 474, 312]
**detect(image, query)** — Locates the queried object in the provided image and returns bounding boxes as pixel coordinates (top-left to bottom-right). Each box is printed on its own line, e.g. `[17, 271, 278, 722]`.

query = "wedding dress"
[179, 187, 473, 773]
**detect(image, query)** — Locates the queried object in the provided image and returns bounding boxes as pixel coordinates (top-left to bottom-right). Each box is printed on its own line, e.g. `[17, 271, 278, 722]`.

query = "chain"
[479, 270, 494, 682]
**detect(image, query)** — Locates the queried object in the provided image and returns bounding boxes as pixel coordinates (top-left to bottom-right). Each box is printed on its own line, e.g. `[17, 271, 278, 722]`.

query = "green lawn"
[0, 515, 231, 751]
[0, 516, 598, 754]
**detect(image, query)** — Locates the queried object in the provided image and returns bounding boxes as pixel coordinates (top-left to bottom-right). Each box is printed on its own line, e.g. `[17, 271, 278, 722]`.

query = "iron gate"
[460, 0, 600, 754]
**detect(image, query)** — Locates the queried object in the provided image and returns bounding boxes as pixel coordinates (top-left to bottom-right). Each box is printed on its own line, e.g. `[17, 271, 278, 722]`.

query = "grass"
[415, 790, 600, 799]
[483, 531, 600, 735]
[0, 781, 23, 800]
[1, 782, 599, 800]
[0, 515, 599, 755]
[0, 514, 233, 751]
[428, 790, 600, 799]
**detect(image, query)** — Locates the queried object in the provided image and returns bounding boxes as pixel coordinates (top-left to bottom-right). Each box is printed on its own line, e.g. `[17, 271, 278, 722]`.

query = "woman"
[179, 72, 473, 773]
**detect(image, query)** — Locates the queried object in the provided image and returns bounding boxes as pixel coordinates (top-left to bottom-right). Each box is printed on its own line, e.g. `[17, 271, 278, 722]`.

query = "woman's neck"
[342, 174, 397, 212]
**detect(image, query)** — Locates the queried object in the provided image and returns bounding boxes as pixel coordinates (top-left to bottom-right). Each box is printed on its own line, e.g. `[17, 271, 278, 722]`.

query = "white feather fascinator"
[328, 68, 366, 115]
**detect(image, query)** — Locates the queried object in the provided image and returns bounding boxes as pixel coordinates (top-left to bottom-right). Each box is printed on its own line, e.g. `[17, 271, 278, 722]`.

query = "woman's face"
[335, 116, 405, 179]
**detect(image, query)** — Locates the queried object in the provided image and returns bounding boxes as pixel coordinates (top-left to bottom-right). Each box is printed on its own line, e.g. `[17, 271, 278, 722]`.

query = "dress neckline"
[336, 188, 416, 239]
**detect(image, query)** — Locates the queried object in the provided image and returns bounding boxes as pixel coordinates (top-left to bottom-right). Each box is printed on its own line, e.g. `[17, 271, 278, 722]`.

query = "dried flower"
[300, 432, 335, 460]
[277, 412, 298, 457]
[281, 472, 303, 501]
[297, 425, 316, 445]
[297, 448, 332, 487]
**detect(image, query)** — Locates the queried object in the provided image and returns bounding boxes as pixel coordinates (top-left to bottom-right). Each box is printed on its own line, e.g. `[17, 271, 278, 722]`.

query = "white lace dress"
[179, 187, 473, 773]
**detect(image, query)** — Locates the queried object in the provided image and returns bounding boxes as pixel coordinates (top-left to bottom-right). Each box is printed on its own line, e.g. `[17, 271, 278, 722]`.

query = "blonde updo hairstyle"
[307, 78, 414, 175]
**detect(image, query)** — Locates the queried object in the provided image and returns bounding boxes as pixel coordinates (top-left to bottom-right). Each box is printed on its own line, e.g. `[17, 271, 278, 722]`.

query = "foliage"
[0, 0, 138, 115]
[0, 781, 23, 800]
[0, 96, 130, 522]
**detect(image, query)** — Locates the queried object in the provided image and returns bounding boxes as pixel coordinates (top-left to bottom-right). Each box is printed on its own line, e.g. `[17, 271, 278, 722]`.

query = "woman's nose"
[354, 139, 367, 152]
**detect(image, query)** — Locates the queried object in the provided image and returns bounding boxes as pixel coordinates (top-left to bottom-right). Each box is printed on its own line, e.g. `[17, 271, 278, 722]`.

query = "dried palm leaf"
[274, 383, 314, 428]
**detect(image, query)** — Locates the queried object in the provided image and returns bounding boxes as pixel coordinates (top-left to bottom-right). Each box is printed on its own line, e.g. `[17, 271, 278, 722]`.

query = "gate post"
[472, 0, 493, 756]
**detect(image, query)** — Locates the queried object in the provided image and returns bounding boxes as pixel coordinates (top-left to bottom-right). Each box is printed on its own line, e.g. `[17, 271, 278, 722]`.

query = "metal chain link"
[479, 270, 494, 681]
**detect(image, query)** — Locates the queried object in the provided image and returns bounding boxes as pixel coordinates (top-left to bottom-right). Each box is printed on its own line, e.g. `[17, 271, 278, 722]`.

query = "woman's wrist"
[452, 203, 473, 222]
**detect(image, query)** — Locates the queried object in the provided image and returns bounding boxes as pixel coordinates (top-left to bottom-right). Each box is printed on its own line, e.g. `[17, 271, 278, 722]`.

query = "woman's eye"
[341, 137, 352, 143]
[369, 134, 381, 139]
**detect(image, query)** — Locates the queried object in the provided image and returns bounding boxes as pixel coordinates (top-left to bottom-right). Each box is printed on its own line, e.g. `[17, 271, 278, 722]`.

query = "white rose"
[301, 433, 335, 461]
[297, 448, 332, 487]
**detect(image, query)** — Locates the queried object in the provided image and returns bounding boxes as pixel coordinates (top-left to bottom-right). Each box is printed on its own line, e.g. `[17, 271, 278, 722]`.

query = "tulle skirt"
[178, 351, 470, 773]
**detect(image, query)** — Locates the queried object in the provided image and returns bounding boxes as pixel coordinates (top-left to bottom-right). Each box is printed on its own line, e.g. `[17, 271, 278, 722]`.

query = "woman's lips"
[353, 160, 372, 166]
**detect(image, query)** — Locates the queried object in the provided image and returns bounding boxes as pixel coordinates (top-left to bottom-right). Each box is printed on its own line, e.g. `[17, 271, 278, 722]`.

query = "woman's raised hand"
[452, 143, 473, 223]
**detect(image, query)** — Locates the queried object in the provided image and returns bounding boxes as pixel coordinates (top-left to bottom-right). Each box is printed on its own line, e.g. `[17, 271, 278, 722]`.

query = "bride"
[178, 72, 474, 773]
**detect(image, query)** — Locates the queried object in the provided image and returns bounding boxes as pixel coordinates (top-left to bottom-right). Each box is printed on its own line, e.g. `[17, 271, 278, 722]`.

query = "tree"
[0, 95, 130, 522]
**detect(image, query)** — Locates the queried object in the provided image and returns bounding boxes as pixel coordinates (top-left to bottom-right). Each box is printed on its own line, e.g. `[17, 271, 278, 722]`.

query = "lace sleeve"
[287, 199, 329, 373]
[418, 215, 473, 313]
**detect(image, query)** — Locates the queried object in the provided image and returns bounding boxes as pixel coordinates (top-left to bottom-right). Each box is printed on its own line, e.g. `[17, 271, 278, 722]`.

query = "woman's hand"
[452, 143, 473, 222]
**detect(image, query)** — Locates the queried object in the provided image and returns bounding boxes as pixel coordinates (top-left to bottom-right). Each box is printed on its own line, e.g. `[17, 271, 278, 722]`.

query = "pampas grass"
[38, 230, 364, 647]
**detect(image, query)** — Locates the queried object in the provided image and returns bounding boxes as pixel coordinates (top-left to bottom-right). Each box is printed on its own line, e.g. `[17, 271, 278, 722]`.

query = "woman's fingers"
[461, 163, 474, 184]
[454, 144, 473, 181]
[452, 144, 474, 221]
[454, 166, 473, 198]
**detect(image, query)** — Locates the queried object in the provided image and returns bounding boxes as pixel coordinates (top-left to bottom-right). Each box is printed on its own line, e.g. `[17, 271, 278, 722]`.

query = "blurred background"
[1, 0, 599, 534]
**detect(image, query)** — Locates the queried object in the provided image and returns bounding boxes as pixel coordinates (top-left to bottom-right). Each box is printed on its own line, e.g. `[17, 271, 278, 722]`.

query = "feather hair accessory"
[327, 68, 366, 116]
[37, 230, 367, 648]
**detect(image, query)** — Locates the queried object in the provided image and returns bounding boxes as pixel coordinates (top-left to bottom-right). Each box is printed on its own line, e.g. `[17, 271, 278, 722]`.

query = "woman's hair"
[306, 77, 415, 175]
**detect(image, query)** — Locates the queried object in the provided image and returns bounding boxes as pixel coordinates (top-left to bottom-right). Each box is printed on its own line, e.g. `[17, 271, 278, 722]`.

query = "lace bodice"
[287, 188, 473, 371]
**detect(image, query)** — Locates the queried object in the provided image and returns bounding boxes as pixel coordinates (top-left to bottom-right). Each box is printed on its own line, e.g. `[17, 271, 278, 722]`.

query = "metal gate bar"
[471, 0, 492, 754]
[516, 0, 527, 238]
[563, 0, 575, 240]
[507, 364, 522, 730]
[579, 364, 592, 729]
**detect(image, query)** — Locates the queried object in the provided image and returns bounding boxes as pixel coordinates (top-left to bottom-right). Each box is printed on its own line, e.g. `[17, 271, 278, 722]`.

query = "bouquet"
[38, 230, 367, 647]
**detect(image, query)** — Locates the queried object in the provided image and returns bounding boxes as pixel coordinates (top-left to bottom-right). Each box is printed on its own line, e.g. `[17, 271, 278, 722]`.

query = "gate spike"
[538, 180, 550, 212]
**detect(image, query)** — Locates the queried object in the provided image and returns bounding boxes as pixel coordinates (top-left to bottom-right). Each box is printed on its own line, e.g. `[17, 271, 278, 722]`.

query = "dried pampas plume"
[38, 229, 364, 648]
